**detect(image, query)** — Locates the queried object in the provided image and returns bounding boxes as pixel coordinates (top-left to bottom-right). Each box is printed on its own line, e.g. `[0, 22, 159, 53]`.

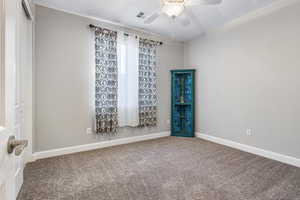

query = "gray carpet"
[18, 137, 300, 200]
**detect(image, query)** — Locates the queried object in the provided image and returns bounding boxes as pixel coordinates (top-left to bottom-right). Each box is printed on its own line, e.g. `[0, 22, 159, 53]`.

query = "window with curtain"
[91, 25, 160, 134]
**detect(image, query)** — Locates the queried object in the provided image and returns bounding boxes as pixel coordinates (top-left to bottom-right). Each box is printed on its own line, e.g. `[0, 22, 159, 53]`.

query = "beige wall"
[36, 2, 300, 158]
[35, 6, 184, 152]
[184, 2, 300, 158]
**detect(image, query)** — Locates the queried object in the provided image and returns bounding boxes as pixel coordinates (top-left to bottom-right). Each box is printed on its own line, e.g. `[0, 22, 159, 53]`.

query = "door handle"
[7, 136, 28, 156]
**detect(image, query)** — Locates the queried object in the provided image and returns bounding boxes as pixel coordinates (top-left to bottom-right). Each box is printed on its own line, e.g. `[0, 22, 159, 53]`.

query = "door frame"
[0, 0, 5, 128]
[19, 0, 35, 165]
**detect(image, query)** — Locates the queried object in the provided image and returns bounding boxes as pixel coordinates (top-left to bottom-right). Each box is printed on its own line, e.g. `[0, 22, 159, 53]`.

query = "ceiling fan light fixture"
[144, 0, 223, 26]
[162, 2, 185, 17]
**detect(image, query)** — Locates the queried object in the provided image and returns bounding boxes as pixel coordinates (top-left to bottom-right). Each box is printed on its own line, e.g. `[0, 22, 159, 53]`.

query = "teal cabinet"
[171, 69, 195, 137]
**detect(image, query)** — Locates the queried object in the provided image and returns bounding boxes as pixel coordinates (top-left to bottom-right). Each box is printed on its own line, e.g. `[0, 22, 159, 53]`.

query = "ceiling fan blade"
[144, 10, 161, 24]
[185, 0, 222, 6]
[184, 9, 202, 27]
[179, 16, 191, 27]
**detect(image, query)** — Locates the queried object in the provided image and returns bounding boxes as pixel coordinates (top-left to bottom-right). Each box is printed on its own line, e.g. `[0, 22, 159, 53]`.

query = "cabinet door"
[171, 70, 195, 137]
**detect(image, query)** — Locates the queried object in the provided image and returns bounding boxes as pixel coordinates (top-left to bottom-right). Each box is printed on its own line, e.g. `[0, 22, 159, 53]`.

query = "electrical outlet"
[246, 128, 252, 136]
[86, 128, 92, 135]
[167, 119, 170, 125]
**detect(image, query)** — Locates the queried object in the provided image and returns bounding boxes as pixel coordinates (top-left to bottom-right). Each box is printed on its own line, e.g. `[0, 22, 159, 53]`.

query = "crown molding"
[221, 0, 300, 32]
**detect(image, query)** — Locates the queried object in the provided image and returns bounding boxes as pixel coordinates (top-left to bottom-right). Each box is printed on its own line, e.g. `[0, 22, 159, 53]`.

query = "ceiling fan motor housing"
[162, 0, 185, 17]
[144, 0, 222, 25]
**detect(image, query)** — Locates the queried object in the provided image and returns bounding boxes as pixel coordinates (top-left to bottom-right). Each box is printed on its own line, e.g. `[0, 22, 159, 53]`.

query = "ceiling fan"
[144, 0, 222, 26]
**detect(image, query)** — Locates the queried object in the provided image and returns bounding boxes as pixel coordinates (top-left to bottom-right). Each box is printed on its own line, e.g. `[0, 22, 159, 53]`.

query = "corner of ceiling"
[220, 0, 300, 32]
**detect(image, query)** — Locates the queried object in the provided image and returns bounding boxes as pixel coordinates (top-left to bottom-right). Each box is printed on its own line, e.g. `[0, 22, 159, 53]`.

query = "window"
[91, 26, 159, 133]
[117, 32, 139, 127]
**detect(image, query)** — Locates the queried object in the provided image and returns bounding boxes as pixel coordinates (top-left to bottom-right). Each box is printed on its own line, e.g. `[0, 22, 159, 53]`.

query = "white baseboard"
[31, 131, 300, 168]
[32, 131, 170, 161]
[196, 132, 300, 168]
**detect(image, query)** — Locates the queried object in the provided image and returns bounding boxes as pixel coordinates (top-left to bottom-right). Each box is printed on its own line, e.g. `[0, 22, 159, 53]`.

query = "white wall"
[184, 2, 300, 158]
[35, 6, 184, 152]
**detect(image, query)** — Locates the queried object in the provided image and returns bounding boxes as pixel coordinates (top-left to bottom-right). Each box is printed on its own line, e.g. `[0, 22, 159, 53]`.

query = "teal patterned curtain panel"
[138, 39, 158, 127]
[94, 27, 118, 134]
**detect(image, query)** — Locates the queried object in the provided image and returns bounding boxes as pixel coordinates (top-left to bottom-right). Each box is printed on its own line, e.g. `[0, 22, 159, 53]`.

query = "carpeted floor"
[18, 137, 300, 200]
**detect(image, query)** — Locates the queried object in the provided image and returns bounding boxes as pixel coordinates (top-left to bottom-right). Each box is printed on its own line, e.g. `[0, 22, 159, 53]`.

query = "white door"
[0, 0, 33, 199]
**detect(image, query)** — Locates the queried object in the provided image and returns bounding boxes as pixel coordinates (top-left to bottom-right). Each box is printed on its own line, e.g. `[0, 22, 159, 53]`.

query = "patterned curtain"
[94, 27, 118, 134]
[138, 39, 158, 127]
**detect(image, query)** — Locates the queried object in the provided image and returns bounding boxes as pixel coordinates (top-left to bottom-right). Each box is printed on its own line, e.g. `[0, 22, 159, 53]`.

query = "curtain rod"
[89, 24, 163, 46]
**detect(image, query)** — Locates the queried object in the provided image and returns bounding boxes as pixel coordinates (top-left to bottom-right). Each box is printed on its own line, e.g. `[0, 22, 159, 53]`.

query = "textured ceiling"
[33, 0, 278, 41]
